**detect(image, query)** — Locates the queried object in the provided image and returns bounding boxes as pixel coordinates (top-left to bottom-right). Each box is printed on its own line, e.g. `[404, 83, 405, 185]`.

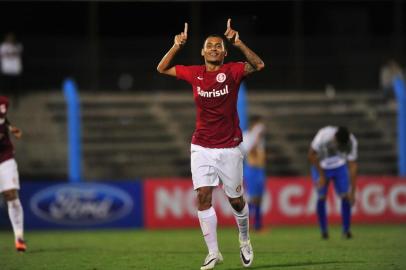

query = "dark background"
[0, 0, 404, 91]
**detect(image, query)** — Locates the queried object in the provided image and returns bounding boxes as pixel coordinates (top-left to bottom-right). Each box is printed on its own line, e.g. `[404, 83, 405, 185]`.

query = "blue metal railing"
[63, 78, 82, 182]
[393, 75, 406, 176]
[238, 82, 248, 132]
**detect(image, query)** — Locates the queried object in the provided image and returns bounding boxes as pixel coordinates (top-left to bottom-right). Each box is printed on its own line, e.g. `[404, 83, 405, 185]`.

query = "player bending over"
[308, 126, 358, 239]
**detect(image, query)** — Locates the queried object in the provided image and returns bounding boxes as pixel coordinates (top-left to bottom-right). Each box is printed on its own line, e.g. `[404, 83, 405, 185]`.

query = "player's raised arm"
[157, 23, 188, 77]
[224, 18, 265, 76]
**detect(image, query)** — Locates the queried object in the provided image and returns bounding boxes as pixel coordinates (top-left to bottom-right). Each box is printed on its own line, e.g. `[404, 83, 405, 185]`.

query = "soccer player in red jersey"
[157, 19, 264, 269]
[0, 96, 26, 252]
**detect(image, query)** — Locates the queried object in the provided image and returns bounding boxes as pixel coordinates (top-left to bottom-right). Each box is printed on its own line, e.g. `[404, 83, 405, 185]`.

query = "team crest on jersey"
[216, 73, 226, 83]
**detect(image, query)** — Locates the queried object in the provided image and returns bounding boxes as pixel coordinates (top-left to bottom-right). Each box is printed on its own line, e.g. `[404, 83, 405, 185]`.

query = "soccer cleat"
[200, 252, 223, 270]
[239, 238, 254, 267]
[15, 238, 26, 252]
[321, 232, 329, 240]
[343, 231, 353, 239]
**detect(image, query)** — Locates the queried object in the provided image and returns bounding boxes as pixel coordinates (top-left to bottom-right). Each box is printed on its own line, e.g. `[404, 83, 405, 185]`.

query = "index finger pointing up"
[184, 22, 188, 35]
[227, 18, 231, 29]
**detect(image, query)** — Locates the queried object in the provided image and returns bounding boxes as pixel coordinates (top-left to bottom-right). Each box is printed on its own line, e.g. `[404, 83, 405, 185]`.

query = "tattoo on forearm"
[246, 53, 262, 67]
[239, 44, 263, 73]
[244, 63, 256, 73]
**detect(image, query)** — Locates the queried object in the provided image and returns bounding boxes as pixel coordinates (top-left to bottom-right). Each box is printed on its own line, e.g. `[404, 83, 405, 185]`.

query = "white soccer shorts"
[191, 144, 244, 198]
[0, 159, 20, 192]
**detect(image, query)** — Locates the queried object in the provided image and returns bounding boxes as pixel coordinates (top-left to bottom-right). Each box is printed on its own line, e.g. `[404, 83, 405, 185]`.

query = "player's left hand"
[317, 175, 327, 189]
[10, 126, 22, 139]
[224, 18, 241, 45]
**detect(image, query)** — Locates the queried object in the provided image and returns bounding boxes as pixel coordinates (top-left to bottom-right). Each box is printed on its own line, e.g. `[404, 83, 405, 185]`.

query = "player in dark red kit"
[157, 19, 264, 269]
[0, 96, 26, 252]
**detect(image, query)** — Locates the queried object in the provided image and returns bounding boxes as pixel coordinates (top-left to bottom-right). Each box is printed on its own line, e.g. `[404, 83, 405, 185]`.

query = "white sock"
[7, 199, 24, 241]
[232, 202, 250, 242]
[198, 207, 219, 254]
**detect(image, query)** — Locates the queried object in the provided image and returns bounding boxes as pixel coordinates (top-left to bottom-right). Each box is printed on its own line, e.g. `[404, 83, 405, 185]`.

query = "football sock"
[198, 207, 219, 254]
[254, 204, 262, 230]
[341, 199, 351, 233]
[232, 203, 250, 242]
[248, 203, 255, 218]
[316, 198, 328, 234]
[7, 199, 24, 241]
[248, 203, 255, 227]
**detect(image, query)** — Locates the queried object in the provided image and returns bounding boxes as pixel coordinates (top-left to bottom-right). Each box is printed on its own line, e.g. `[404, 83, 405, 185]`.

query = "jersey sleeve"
[347, 134, 358, 161]
[230, 62, 246, 82]
[175, 65, 194, 85]
[311, 130, 324, 152]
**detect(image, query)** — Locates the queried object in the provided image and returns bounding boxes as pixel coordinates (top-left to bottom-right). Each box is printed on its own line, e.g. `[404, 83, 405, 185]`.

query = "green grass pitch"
[1, 225, 405, 270]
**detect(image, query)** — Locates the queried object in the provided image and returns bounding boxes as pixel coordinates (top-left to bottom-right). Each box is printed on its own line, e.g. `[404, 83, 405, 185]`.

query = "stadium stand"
[9, 91, 398, 180]
[10, 93, 68, 180]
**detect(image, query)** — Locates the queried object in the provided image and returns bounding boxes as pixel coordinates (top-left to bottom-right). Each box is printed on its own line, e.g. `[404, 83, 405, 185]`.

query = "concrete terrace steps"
[84, 163, 188, 179]
[39, 90, 398, 178]
[44, 92, 191, 179]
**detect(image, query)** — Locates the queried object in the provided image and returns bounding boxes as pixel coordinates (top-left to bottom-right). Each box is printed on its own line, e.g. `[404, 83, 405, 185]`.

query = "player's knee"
[229, 196, 245, 212]
[2, 189, 18, 201]
[197, 187, 213, 210]
[250, 196, 261, 206]
[341, 194, 350, 201]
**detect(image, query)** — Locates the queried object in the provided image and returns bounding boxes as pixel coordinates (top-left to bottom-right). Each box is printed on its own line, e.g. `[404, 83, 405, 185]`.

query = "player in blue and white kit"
[308, 126, 358, 239]
[241, 115, 266, 231]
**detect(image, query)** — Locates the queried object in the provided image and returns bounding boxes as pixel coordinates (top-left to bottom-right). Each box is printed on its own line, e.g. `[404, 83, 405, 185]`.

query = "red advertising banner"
[144, 177, 406, 228]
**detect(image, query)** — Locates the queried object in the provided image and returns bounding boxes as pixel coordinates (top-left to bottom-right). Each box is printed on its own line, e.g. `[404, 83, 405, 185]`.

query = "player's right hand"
[174, 23, 188, 47]
[10, 126, 22, 139]
[224, 18, 241, 45]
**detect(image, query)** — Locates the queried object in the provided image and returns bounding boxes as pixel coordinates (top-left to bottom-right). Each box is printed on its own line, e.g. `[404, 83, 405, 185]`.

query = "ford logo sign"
[30, 183, 134, 225]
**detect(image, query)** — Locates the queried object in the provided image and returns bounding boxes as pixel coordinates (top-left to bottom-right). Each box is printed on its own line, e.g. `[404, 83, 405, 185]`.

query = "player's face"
[334, 138, 350, 153]
[0, 104, 7, 118]
[201, 37, 227, 65]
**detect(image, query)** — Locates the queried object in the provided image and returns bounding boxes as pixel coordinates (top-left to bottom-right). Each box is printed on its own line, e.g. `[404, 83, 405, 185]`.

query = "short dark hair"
[335, 126, 350, 145]
[203, 34, 227, 50]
